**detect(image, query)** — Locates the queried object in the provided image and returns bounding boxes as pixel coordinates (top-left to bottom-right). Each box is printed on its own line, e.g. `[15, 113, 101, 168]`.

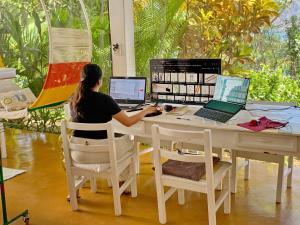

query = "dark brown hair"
[70, 64, 102, 116]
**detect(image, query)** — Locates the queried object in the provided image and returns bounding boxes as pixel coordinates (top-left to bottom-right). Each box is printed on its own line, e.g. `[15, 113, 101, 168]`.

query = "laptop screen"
[109, 77, 146, 104]
[213, 75, 250, 105]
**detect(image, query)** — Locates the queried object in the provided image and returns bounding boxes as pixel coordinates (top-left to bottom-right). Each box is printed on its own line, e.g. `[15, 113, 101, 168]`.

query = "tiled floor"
[2, 129, 300, 225]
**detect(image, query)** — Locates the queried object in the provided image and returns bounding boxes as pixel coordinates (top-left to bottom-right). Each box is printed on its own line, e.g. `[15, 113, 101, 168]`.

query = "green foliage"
[134, 0, 187, 76]
[249, 65, 300, 104]
[3, 108, 65, 133]
[286, 15, 300, 77]
[0, 0, 300, 134]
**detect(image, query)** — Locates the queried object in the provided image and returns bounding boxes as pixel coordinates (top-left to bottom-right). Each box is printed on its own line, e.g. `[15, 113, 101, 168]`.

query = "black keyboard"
[194, 108, 233, 123]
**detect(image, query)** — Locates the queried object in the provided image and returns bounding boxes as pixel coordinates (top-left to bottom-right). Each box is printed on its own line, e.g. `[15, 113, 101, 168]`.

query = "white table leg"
[0, 123, 7, 159]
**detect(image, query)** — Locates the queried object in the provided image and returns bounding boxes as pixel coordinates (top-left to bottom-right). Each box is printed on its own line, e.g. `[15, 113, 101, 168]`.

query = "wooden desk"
[113, 104, 300, 156]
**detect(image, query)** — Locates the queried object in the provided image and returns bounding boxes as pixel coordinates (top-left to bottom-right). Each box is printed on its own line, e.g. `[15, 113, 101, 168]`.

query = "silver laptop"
[109, 76, 147, 109]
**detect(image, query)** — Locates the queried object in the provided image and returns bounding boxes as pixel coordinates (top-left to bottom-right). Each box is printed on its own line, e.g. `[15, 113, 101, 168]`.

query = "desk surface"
[125, 103, 300, 136]
[114, 102, 300, 155]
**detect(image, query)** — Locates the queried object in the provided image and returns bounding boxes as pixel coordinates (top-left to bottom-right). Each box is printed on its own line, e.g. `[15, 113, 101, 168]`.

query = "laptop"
[109, 76, 147, 109]
[194, 75, 250, 123]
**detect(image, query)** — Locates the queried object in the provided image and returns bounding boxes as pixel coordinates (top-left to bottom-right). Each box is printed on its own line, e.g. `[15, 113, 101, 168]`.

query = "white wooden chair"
[151, 125, 231, 225]
[60, 120, 137, 216]
[231, 101, 295, 203]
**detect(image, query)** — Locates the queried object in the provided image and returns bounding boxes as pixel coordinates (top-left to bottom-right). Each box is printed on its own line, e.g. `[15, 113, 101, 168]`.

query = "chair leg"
[156, 182, 167, 224]
[134, 140, 140, 174]
[276, 157, 285, 203]
[224, 170, 231, 214]
[130, 157, 138, 198]
[231, 150, 238, 194]
[111, 175, 122, 216]
[177, 189, 185, 205]
[207, 188, 217, 225]
[90, 177, 97, 193]
[244, 159, 250, 180]
[216, 148, 223, 191]
[67, 174, 78, 210]
[287, 156, 293, 188]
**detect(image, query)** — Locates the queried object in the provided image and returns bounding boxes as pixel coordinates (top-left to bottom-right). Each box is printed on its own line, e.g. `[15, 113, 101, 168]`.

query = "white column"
[108, 0, 136, 76]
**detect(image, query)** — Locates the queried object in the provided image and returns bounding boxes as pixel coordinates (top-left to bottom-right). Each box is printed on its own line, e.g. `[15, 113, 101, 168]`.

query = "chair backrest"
[60, 120, 118, 171]
[151, 124, 214, 183]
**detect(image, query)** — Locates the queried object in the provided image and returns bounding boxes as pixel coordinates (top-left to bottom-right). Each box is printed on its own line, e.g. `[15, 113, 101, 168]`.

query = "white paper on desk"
[167, 106, 189, 116]
[226, 110, 254, 125]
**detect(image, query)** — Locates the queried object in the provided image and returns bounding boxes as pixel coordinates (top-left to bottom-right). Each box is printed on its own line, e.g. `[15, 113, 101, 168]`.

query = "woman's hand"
[143, 106, 158, 116]
[113, 106, 159, 127]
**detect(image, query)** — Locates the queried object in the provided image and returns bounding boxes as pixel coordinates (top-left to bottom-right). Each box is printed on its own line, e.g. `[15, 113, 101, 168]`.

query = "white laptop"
[109, 76, 147, 109]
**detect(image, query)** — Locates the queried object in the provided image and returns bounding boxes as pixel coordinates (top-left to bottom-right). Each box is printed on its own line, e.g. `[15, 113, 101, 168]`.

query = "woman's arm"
[113, 106, 157, 127]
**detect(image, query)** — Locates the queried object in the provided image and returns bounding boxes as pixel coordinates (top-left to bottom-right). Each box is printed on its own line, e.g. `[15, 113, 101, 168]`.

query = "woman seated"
[69, 63, 157, 182]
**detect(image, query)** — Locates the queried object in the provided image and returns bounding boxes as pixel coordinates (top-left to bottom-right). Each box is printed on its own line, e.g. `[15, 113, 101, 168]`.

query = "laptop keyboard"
[194, 107, 233, 123]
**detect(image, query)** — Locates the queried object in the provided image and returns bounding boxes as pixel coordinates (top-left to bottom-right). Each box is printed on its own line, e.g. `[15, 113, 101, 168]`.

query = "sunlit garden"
[1, 1, 300, 225]
[0, 0, 300, 132]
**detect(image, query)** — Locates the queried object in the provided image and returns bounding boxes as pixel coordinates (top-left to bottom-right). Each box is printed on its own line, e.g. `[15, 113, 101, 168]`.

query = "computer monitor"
[213, 75, 250, 105]
[109, 76, 146, 104]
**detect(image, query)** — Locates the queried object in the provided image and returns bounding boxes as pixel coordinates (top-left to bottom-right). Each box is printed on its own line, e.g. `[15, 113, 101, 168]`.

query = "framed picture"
[152, 73, 159, 82]
[210, 86, 215, 96]
[187, 85, 195, 95]
[204, 74, 217, 84]
[179, 85, 187, 94]
[175, 96, 186, 101]
[152, 84, 172, 93]
[164, 73, 171, 82]
[178, 73, 186, 83]
[202, 86, 209, 95]
[158, 95, 167, 100]
[195, 85, 201, 95]
[158, 73, 164, 82]
[167, 95, 174, 101]
[170, 73, 178, 82]
[186, 96, 194, 102]
[186, 73, 198, 83]
[173, 84, 180, 94]
[201, 97, 209, 103]
[194, 97, 201, 102]
[199, 73, 204, 83]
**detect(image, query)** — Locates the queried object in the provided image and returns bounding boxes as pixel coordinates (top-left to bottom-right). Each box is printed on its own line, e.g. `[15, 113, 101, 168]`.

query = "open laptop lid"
[205, 75, 250, 114]
[109, 76, 146, 104]
[213, 75, 250, 105]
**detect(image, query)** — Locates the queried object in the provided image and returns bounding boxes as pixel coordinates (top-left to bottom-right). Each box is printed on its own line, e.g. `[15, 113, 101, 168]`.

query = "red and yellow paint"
[30, 61, 88, 110]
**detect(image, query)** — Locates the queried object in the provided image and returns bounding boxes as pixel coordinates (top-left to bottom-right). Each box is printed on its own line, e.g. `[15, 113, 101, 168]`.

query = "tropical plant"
[286, 15, 300, 77]
[179, 0, 281, 74]
[134, 0, 187, 76]
[249, 64, 300, 104]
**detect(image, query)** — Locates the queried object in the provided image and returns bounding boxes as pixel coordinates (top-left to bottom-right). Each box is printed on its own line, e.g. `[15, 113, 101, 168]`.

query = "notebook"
[194, 75, 250, 123]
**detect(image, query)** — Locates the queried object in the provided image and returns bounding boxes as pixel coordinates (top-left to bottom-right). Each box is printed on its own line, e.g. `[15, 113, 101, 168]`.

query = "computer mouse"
[145, 111, 162, 117]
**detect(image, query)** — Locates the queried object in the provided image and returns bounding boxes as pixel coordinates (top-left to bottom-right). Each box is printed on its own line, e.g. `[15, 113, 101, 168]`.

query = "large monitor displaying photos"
[150, 59, 221, 104]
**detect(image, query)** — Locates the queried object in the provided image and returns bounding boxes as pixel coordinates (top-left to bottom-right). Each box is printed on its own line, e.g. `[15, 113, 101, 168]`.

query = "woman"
[69, 63, 157, 167]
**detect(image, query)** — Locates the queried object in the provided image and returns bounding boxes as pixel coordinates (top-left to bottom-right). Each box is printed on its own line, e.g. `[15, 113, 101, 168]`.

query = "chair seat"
[73, 151, 136, 173]
[162, 157, 220, 181]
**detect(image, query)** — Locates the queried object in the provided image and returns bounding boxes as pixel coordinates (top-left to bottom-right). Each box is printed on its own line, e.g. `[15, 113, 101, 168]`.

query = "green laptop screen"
[206, 100, 242, 114]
